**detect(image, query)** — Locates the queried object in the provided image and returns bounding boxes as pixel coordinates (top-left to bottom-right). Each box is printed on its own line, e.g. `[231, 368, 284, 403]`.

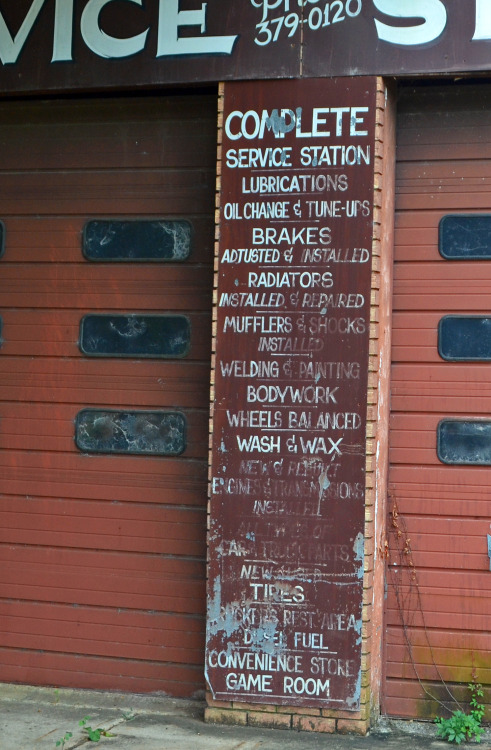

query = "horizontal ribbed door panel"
[0, 94, 216, 695]
[385, 84, 491, 719]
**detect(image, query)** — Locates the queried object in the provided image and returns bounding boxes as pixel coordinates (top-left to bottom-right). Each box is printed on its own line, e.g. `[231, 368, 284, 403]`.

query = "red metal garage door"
[384, 83, 491, 719]
[0, 93, 216, 695]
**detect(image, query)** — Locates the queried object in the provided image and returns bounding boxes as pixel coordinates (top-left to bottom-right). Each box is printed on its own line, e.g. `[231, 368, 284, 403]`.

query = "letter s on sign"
[473, 0, 491, 40]
[373, 0, 447, 46]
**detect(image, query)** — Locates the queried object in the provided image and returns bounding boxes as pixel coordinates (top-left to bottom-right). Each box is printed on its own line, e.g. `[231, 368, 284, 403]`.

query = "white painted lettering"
[236, 434, 281, 453]
[473, 0, 491, 40]
[52, 0, 74, 62]
[242, 173, 348, 195]
[220, 360, 280, 378]
[157, 0, 237, 57]
[81, 0, 148, 58]
[300, 144, 371, 167]
[294, 631, 329, 650]
[0, 0, 46, 64]
[373, 0, 447, 46]
[227, 409, 282, 428]
[284, 676, 330, 697]
[246, 385, 339, 405]
[225, 672, 273, 692]
[225, 107, 370, 141]
[250, 582, 305, 603]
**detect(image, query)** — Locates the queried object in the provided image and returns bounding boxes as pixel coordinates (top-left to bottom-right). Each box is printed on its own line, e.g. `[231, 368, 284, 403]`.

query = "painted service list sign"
[206, 78, 376, 710]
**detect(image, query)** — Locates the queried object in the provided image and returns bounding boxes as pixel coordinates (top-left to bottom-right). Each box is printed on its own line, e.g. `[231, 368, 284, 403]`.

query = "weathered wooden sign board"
[206, 78, 376, 709]
[3, 2, 491, 94]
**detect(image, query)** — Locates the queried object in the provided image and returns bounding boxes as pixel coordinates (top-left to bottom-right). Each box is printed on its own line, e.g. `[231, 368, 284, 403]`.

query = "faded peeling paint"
[207, 77, 376, 711]
[353, 532, 365, 580]
[346, 668, 362, 709]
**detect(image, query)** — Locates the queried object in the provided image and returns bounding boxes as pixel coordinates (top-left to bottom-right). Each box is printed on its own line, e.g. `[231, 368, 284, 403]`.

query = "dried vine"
[385, 494, 464, 713]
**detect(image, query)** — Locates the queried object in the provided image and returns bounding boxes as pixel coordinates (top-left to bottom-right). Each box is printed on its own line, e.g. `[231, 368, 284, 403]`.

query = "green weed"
[55, 731, 72, 749]
[54, 715, 116, 747]
[435, 683, 485, 744]
[78, 716, 115, 742]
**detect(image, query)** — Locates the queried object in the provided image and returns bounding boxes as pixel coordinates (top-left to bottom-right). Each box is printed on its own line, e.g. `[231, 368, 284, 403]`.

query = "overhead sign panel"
[1, 1, 491, 93]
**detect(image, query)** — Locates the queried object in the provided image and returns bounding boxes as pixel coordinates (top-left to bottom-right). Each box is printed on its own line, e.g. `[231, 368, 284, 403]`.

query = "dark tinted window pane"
[439, 316, 491, 361]
[83, 220, 192, 261]
[80, 315, 190, 358]
[76, 410, 186, 455]
[439, 215, 491, 259]
[438, 420, 491, 465]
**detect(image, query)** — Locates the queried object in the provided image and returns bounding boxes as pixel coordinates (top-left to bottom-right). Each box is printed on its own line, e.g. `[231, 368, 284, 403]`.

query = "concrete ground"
[0, 684, 489, 750]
